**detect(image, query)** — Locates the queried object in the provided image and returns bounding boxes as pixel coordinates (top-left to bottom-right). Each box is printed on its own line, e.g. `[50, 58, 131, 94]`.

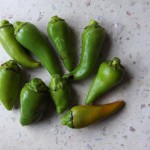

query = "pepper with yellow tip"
[61, 101, 125, 128]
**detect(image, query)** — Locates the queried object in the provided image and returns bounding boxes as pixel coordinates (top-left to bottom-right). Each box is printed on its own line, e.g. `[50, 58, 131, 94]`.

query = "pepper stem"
[63, 73, 74, 80]
[26, 78, 48, 93]
[87, 19, 101, 28]
[13, 21, 27, 35]
[89, 20, 98, 26]
[61, 110, 74, 128]
[0, 20, 12, 28]
[50, 15, 64, 22]
[1, 60, 20, 73]
[111, 57, 121, 66]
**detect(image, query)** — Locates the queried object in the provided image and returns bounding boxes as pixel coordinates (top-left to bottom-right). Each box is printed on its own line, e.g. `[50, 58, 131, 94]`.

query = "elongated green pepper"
[47, 16, 74, 71]
[0, 20, 40, 68]
[20, 78, 49, 126]
[63, 20, 105, 80]
[0, 60, 21, 110]
[62, 101, 125, 128]
[85, 57, 125, 105]
[50, 74, 71, 114]
[14, 21, 61, 76]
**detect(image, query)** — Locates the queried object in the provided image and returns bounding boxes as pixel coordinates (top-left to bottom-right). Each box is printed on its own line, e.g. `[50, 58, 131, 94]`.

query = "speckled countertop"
[0, 0, 150, 150]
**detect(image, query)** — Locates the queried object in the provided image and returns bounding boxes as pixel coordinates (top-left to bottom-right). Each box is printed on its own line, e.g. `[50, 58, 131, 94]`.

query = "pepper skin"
[63, 20, 105, 80]
[0, 60, 21, 110]
[20, 78, 49, 126]
[14, 21, 61, 76]
[49, 74, 71, 114]
[47, 16, 74, 71]
[61, 101, 125, 128]
[0, 20, 40, 68]
[85, 57, 125, 105]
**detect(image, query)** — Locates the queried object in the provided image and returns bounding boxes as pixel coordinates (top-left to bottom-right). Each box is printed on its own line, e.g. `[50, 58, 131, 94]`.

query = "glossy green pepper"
[0, 20, 40, 68]
[63, 20, 105, 80]
[14, 21, 61, 76]
[0, 60, 21, 110]
[85, 57, 125, 105]
[62, 101, 125, 128]
[49, 74, 71, 113]
[47, 16, 74, 71]
[20, 78, 49, 126]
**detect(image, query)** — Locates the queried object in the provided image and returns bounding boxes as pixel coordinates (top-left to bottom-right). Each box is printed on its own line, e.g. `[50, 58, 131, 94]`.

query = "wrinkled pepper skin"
[14, 21, 61, 76]
[47, 16, 74, 71]
[62, 101, 125, 128]
[20, 78, 49, 126]
[0, 60, 21, 110]
[63, 20, 105, 80]
[0, 20, 40, 68]
[85, 57, 125, 105]
[50, 74, 71, 114]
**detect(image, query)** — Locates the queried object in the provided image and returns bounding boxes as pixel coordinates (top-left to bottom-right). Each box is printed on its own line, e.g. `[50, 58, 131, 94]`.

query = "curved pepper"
[20, 78, 49, 126]
[14, 21, 61, 76]
[0, 20, 40, 68]
[63, 20, 105, 80]
[49, 74, 71, 113]
[61, 101, 125, 128]
[0, 60, 21, 110]
[85, 57, 125, 105]
[47, 16, 74, 71]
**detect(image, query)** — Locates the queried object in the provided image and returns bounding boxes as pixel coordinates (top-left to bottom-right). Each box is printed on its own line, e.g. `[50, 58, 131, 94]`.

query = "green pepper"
[49, 74, 71, 114]
[63, 20, 105, 80]
[0, 20, 40, 68]
[20, 78, 49, 126]
[0, 60, 21, 110]
[62, 101, 125, 128]
[85, 57, 125, 105]
[47, 16, 74, 71]
[14, 21, 61, 76]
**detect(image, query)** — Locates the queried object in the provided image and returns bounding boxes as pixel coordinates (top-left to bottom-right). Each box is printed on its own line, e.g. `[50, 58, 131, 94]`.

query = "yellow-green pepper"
[62, 101, 125, 128]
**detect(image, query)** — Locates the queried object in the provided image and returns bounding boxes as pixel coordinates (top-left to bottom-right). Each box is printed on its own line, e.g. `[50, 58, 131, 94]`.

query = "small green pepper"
[49, 74, 71, 114]
[0, 20, 40, 68]
[85, 57, 125, 105]
[14, 21, 61, 76]
[20, 78, 49, 126]
[0, 60, 21, 110]
[62, 101, 125, 128]
[63, 20, 105, 80]
[47, 16, 74, 71]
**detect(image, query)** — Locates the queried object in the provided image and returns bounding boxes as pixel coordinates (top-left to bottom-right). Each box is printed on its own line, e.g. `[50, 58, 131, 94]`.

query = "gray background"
[0, 0, 150, 150]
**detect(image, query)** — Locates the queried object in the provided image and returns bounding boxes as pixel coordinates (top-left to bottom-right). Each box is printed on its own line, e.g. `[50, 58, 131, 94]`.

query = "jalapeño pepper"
[62, 101, 125, 128]
[47, 16, 74, 71]
[0, 60, 21, 110]
[14, 21, 61, 76]
[63, 20, 105, 80]
[20, 78, 49, 126]
[0, 20, 40, 68]
[85, 57, 125, 105]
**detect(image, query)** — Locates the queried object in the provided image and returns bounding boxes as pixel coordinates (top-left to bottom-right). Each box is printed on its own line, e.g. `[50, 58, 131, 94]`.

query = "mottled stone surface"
[0, 0, 150, 150]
